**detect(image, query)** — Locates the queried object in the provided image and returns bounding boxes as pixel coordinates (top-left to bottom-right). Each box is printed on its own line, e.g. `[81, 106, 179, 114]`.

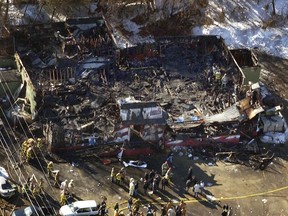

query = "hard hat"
[27, 138, 34, 143]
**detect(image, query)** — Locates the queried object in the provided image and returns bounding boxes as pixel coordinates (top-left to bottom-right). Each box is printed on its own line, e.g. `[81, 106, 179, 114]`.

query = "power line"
[0, 72, 58, 214]
[0, 132, 41, 216]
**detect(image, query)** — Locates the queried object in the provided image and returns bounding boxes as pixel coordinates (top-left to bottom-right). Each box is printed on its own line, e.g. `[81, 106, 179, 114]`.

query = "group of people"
[45, 160, 75, 206]
[185, 166, 204, 197]
[21, 175, 44, 197]
[21, 137, 43, 163]
[109, 150, 230, 216]
[59, 178, 75, 205]
[160, 200, 187, 216]
[207, 63, 229, 89]
[109, 153, 182, 215]
[185, 166, 219, 206]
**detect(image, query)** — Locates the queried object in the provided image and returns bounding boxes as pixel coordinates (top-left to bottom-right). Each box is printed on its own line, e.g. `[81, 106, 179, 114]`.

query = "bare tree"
[271, 0, 276, 15]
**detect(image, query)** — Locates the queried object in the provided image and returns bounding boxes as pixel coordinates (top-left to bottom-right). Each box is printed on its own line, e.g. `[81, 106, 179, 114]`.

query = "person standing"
[155, 174, 161, 191]
[149, 169, 156, 180]
[115, 172, 122, 185]
[132, 198, 141, 215]
[100, 196, 107, 216]
[68, 179, 75, 196]
[114, 203, 119, 216]
[167, 206, 176, 216]
[167, 152, 173, 166]
[128, 196, 133, 211]
[54, 171, 60, 187]
[26, 147, 33, 162]
[134, 180, 139, 196]
[161, 161, 169, 176]
[47, 161, 54, 177]
[111, 167, 115, 183]
[199, 180, 205, 195]
[165, 168, 173, 185]
[60, 179, 68, 193]
[119, 167, 126, 183]
[191, 175, 197, 187]
[160, 204, 166, 216]
[161, 176, 168, 191]
[185, 178, 192, 193]
[194, 182, 201, 198]
[143, 180, 148, 195]
[38, 178, 44, 195]
[144, 172, 149, 181]
[186, 166, 193, 181]
[181, 206, 187, 216]
[129, 178, 135, 196]
[146, 202, 154, 216]
[152, 178, 157, 194]
[60, 191, 67, 206]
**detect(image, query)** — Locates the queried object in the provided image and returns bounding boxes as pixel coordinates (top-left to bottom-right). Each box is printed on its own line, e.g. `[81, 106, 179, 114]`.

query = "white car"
[59, 200, 99, 216]
[0, 167, 16, 198]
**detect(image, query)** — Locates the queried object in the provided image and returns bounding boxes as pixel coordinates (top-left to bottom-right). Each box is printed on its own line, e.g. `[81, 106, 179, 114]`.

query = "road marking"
[114, 184, 288, 211]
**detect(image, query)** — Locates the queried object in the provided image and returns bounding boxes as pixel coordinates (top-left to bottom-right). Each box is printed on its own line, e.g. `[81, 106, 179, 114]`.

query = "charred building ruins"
[0, 16, 286, 156]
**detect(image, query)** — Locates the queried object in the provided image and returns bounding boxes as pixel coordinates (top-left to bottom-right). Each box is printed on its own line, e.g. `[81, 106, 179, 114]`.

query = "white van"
[59, 200, 99, 216]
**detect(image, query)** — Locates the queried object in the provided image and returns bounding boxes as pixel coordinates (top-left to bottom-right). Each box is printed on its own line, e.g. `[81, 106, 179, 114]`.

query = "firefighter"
[32, 185, 39, 196]
[21, 140, 28, 157]
[26, 146, 33, 162]
[60, 191, 67, 206]
[110, 167, 115, 183]
[161, 161, 169, 176]
[47, 161, 54, 177]
[54, 170, 60, 187]
[132, 198, 141, 214]
[21, 183, 29, 197]
[164, 167, 173, 185]
[38, 178, 44, 194]
[215, 71, 222, 85]
[67, 179, 74, 196]
[115, 172, 122, 185]
[27, 138, 36, 147]
[36, 138, 44, 150]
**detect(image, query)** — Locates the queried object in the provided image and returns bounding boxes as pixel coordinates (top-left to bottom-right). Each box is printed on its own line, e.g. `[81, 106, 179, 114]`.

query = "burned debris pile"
[0, 17, 286, 165]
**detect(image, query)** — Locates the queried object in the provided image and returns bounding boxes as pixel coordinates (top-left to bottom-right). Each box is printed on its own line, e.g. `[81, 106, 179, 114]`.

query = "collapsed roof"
[2, 17, 275, 150]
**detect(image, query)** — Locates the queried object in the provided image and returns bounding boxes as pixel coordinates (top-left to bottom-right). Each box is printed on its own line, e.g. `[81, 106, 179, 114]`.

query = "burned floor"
[3, 23, 251, 151]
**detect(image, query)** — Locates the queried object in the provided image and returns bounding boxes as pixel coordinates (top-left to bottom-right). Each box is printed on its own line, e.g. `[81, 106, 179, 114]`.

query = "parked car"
[0, 166, 9, 178]
[0, 166, 16, 198]
[0, 176, 16, 198]
[59, 200, 99, 216]
[12, 205, 55, 216]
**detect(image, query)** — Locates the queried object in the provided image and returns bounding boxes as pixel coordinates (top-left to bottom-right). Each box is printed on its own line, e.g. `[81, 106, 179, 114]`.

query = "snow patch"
[192, 0, 288, 59]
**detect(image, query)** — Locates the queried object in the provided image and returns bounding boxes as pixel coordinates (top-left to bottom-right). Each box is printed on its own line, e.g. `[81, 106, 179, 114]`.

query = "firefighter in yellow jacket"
[21, 140, 28, 157]
[47, 161, 54, 177]
[36, 138, 44, 150]
[60, 191, 67, 206]
[26, 146, 33, 162]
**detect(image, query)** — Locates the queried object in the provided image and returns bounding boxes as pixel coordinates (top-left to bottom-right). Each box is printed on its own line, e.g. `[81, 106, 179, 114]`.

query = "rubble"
[0, 16, 286, 163]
